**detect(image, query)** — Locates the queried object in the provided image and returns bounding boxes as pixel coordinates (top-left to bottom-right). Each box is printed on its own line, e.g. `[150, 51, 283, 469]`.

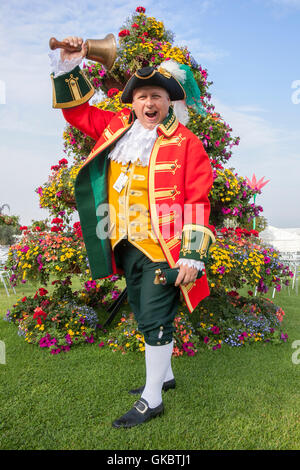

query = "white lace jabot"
[107, 119, 158, 167]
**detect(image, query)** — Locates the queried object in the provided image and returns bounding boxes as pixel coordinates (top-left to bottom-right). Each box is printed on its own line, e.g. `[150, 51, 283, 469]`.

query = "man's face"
[132, 86, 171, 130]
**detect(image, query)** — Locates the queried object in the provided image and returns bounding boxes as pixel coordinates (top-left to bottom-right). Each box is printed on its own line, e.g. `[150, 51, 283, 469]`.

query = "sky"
[0, 0, 299, 228]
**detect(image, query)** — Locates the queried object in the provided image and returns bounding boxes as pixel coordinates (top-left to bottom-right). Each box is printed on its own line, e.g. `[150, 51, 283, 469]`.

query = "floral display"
[4, 276, 123, 354]
[4, 280, 98, 354]
[6, 221, 89, 285]
[172, 312, 200, 357]
[3, 7, 289, 358]
[78, 275, 122, 309]
[37, 158, 82, 219]
[207, 227, 293, 293]
[103, 310, 200, 357]
[196, 293, 288, 349]
[0, 213, 19, 226]
[209, 168, 263, 227]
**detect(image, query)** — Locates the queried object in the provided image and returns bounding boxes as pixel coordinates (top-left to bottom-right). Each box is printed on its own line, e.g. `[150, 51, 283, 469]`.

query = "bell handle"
[49, 37, 83, 53]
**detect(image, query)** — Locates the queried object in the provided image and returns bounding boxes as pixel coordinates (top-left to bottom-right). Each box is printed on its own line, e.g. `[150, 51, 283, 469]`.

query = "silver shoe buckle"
[134, 400, 148, 414]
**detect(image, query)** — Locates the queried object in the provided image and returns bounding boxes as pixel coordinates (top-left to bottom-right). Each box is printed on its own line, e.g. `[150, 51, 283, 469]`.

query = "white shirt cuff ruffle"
[177, 258, 205, 272]
[49, 48, 83, 78]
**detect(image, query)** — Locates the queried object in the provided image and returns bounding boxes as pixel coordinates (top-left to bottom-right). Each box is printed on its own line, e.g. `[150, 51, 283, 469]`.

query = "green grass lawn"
[0, 279, 300, 450]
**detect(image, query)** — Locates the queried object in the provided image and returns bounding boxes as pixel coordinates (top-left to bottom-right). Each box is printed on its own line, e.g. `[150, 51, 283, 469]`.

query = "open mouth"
[145, 111, 158, 119]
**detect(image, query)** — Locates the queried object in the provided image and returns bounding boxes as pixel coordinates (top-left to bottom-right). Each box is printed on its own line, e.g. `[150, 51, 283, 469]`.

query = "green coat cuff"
[179, 224, 216, 264]
[51, 66, 95, 109]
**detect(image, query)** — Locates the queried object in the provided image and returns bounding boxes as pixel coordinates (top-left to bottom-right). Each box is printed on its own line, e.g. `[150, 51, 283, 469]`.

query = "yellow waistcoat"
[107, 159, 166, 261]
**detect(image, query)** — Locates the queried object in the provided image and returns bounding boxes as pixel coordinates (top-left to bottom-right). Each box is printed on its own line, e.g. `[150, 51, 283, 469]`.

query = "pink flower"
[211, 326, 220, 335]
[245, 174, 270, 191]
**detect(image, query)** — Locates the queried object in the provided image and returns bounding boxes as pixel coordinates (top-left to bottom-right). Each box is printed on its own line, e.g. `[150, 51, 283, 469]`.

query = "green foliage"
[0, 225, 19, 245]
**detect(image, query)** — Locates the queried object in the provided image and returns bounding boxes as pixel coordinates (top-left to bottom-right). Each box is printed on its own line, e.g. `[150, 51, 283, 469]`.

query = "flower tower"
[7, 6, 291, 298]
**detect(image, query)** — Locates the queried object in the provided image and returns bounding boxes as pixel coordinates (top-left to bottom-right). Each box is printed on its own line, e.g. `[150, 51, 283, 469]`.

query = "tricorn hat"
[121, 65, 186, 104]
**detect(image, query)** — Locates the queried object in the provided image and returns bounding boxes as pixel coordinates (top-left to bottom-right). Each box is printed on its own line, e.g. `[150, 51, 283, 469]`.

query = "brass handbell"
[49, 33, 117, 70]
[85, 34, 117, 70]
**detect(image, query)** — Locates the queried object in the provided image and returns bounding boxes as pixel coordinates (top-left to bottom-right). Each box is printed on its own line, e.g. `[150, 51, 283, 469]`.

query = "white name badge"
[113, 172, 128, 193]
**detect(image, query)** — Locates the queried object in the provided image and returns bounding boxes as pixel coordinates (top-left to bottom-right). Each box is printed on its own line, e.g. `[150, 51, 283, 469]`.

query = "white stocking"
[141, 340, 174, 408]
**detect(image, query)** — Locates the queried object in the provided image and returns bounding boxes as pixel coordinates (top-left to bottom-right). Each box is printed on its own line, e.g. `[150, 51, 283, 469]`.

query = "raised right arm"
[50, 36, 115, 141]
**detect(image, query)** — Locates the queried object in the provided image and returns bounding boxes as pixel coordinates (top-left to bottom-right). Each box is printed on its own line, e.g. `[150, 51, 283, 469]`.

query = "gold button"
[160, 326, 164, 330]
[171, 165, 175, 169]
[157, 342, 161, 345]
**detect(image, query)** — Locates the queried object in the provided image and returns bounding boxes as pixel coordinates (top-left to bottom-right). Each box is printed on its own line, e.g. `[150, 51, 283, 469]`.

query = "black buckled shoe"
[129, 378, 176, 395]
[112, 398, 164, 428]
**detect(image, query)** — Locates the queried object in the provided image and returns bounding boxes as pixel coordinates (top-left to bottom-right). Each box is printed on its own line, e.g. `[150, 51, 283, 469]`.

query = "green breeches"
[114, 239, 180, 346]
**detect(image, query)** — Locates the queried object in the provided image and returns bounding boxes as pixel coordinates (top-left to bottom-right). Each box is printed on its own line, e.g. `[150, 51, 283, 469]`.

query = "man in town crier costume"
[50, 36, 215, 428]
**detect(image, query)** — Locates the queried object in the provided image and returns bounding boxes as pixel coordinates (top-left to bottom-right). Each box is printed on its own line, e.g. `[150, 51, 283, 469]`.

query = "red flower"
[142, 31, 149, 37]
[119, 29, 130, 37]
[107, 88, 119, 98]
[131, 23, 139, 28]
[51, 165, 59, 171]
[51, 226, 62, 232]
[250, 229, 259, 237]
[136, 6, 146, 13]
[21, 297, 27, 302]
[228, 290, 239, 297]
[51, 217, 63, 224]
[38, 288, 48, 297]
[208, 224, 216, 236]
[58, 158, 68, 166]
[33, 307, 47, 325]
[19, 226, 28, 231]
[73, 221, 83, 238]
[34, 226, 41, 231]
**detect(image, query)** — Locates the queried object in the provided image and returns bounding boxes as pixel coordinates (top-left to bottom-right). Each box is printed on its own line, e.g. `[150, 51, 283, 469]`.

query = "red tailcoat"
[63, 103, 214, 312]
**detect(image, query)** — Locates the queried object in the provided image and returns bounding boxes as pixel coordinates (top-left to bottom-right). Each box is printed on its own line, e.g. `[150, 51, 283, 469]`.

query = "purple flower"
[65, 334, 73, 345]
[281, 333, 288, 342]
[85, 334, 94, 344]
[217, 266, 225, 275]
